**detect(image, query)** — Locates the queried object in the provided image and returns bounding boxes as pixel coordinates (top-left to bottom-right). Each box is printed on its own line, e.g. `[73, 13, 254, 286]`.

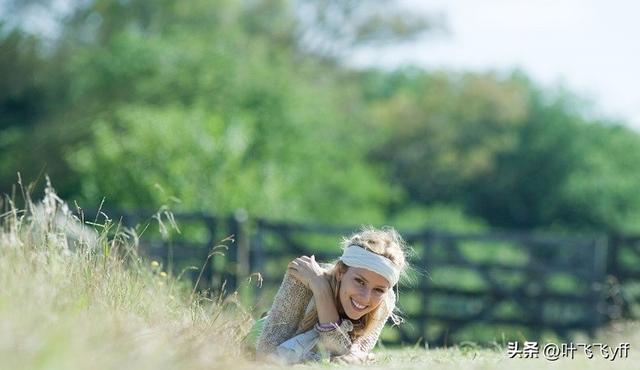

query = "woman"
[255, 226, 408, 364]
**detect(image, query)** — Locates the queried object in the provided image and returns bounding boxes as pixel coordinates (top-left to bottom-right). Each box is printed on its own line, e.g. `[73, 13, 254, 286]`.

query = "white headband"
[339, 245, 400, 286]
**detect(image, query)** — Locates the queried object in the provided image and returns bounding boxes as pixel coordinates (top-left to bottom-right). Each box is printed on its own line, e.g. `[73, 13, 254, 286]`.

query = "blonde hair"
[299, 226, 408, 340]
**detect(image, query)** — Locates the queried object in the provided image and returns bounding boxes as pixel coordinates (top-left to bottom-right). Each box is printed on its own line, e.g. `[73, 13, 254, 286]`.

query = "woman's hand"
[287, 255, 327, 290]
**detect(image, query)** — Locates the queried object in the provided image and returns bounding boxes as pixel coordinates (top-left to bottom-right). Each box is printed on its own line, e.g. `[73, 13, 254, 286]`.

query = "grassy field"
[1, 185, 637, 369]
[0, 184, 255, 370]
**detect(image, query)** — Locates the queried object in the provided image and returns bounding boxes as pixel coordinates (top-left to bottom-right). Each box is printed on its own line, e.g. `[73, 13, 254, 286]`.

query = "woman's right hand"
[287, 255, 327, 289]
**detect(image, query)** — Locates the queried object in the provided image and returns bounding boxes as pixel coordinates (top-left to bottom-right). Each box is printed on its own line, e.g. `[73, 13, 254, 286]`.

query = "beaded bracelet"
[314, 319, 342, 332]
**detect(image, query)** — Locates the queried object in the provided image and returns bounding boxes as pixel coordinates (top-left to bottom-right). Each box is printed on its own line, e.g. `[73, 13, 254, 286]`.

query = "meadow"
[1, 185, 637, 370]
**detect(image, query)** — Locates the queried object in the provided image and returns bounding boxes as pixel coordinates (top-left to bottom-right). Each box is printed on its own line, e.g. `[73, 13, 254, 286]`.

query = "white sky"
[350, 0, 640, 130]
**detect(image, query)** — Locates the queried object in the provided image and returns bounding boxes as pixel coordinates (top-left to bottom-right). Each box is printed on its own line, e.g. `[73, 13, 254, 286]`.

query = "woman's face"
[338, 266, 391, 320]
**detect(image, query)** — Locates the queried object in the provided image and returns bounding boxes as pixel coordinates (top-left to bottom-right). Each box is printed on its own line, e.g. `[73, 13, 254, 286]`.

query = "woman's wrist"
[309, 277, 340, 325]
[308, 275, 330, 293]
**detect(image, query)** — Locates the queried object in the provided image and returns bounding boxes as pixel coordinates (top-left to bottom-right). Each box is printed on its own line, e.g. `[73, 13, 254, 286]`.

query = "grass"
[1, 182, 638, 369]
[0, 182, 253, 370]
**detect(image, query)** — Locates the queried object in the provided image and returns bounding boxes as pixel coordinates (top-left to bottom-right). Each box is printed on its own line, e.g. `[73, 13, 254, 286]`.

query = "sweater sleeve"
[255, 272, 313, 356]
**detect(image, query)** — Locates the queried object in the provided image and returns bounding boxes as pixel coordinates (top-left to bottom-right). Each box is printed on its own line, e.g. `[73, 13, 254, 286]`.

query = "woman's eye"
[355, 278, 365, 285]
[375, 288, 386, 294]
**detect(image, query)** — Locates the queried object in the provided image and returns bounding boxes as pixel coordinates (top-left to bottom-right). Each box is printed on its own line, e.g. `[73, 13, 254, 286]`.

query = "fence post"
[235, 209, 249, 291]
[250, 220, 266, 281]
[606, 233, 619, 278]
[590, 237, 608, 337]
[201, 215, 218, 288]
[225, 212, 247, 293]
[605, 233, 632, 318]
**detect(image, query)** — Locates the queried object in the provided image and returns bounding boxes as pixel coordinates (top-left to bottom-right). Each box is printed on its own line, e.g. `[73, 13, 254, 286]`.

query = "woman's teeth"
[351, 298, 367, 310]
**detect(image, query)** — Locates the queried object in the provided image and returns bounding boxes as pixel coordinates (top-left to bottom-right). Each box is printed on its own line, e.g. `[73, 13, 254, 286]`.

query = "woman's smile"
[350, 298, 368, 311]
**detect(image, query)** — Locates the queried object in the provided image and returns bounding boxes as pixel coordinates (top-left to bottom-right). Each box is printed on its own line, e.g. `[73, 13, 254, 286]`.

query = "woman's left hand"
[287, 255, 327, 289]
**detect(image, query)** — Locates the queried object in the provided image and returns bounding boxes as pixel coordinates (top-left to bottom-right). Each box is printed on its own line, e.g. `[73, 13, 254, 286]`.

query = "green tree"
[364, 68, 640, 232]
[59, 2, 398, 224]
[364, 69, 530, 205]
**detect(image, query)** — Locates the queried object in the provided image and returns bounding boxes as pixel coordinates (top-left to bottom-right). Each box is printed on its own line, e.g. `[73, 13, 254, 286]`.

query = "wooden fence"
[108, 210, 636, 346]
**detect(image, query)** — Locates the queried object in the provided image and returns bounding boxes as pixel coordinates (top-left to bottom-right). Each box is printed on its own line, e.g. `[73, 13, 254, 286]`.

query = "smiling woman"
[254, 226, 408, 364]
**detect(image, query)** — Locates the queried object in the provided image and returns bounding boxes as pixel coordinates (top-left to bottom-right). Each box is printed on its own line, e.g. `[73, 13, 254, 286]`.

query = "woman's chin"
[345, 308, 366, 320]
[346, 313, 362, 320]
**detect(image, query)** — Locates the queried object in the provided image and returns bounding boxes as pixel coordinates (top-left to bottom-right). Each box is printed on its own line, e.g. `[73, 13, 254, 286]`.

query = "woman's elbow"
[255, 339, 275, 357]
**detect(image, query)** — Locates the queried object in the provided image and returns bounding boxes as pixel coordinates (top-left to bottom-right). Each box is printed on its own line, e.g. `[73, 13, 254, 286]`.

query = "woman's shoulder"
[279, 270, 310, 294]
[268, 272, 314, 317]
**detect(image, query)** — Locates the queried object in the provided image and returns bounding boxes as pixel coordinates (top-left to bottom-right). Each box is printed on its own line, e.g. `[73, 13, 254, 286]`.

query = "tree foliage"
[2, 0, 640, 233]
[362, 68, 640, 232]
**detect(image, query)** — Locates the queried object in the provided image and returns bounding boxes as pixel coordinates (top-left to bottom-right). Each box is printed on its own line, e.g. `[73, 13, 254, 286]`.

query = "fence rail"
[103, 209, 639, 346]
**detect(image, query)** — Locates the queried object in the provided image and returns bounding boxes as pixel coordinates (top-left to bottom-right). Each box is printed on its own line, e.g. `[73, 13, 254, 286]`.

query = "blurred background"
[2, 0, 640, 345]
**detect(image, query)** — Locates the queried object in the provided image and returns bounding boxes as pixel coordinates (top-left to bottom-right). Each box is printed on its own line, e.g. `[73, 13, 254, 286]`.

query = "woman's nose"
[359, 288, 372, 303]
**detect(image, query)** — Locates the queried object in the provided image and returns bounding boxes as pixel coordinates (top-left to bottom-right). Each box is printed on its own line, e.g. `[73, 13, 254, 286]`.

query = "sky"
[350, 0, 640, 130]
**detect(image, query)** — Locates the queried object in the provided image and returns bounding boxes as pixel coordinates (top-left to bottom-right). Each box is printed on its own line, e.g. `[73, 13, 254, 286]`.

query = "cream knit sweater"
[256, 271, 394, 363]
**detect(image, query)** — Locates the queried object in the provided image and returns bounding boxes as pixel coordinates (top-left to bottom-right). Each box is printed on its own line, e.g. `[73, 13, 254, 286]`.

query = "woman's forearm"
[310, 280, 340, 325]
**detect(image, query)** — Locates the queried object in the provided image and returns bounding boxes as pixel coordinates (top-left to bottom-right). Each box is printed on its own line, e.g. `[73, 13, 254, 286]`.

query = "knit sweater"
[255, 271, 394, 363]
